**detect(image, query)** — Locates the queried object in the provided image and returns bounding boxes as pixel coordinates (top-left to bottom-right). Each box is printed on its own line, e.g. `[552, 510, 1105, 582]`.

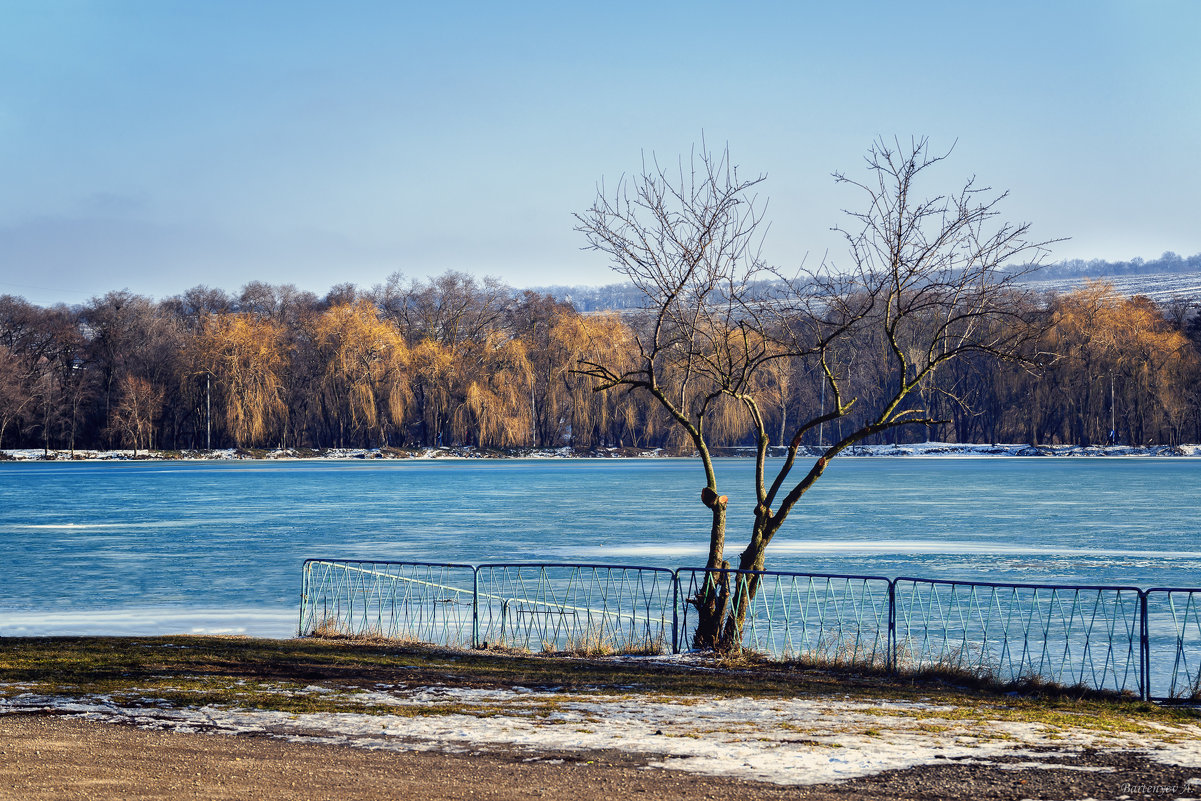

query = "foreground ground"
[4, 715, 1200, 801]
[2, 637, 1200, 800]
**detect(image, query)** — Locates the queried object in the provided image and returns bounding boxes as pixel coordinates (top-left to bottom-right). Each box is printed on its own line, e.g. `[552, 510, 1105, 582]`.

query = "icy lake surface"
[1, 457, 1198, 636]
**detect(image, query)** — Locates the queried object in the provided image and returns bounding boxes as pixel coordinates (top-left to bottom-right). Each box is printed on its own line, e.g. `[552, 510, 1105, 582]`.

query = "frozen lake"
[1, 457, 1199, 637]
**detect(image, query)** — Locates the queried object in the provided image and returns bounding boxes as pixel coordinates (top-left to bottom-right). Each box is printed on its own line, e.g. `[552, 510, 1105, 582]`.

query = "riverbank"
[1, 637, 1199, 797]
[3, 441, 1200, 461]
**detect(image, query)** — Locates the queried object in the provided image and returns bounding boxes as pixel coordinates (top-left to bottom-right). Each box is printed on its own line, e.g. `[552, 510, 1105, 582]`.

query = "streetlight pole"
[1110, 372, 1116, 445]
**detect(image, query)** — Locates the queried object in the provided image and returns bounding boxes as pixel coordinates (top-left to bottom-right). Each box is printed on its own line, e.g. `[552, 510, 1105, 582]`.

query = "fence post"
[672, 570, 680, 654]
[888, 579, 897, 675]
[1140, 590, 1149, 701]
[297, 560, 311, 637]
[472, 566, 480, 649]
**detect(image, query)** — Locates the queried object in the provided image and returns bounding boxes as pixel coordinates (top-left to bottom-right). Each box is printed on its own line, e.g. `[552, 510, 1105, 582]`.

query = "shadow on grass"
[0, 635, 1195, 724]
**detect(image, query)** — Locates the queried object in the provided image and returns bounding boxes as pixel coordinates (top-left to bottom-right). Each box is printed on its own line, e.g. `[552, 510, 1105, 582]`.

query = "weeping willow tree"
[575, 138, 1053, 650]
[312, 300, 411, 448]
[549, 312, 641, 449]
[452, 333, 534, 448]
[196, 313, 290, 447]
[410, 338, 454, 446]
[1041, 281, 1199, 446]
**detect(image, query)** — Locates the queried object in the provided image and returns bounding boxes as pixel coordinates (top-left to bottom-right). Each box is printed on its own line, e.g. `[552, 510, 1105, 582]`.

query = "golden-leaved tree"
[1044, 282, 1198, 445]
[452, 333, 534, 448]
[312, 301, 411, 448]
[550, 311, 662, 450]
[196, 313, 290, 447]
[410, 338, 454, 446]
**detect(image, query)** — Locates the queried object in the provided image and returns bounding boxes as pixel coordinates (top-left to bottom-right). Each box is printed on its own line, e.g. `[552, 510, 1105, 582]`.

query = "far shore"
[3, 441, 1199, 462]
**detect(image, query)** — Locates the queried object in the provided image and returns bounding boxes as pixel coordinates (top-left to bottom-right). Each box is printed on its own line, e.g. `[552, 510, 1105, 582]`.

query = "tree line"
[1, 273, 1199, 455]
[1028, 250, 1201, 280]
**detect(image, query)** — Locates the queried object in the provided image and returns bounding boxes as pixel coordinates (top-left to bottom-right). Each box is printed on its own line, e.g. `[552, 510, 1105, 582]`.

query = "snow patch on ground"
[4, 685, 1200, 786]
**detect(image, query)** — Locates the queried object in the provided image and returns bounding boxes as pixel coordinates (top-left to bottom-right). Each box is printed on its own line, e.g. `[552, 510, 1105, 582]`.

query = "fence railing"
[299, 559, 1201, 701]
[1145, 589, 1201, 701]
[475, 563, 676, 654]
[677, 568, 893, 669]
[299, 559, 476, 647]
[893, 578, 1143, 695]
[299, 559, 676, 655]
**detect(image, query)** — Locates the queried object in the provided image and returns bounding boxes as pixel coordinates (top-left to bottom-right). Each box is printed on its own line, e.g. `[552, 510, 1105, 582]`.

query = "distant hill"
[533, 283, 647, 312]
[537, 252, 1201, 311]
[1012, 251, 1201, 305]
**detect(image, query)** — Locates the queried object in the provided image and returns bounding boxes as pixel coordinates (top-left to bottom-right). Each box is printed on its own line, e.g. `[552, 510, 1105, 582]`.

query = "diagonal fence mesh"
[893, 578, 1143, 694]
[1145, 589, 1201, 701]
[474, 564, 676, 655]
[299, 560, 476, 647]
[677, 569, 893, 668]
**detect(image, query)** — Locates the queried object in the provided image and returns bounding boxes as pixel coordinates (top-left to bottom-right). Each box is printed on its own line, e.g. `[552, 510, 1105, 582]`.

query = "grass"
[552, 632, 669, 658]
[710, 644, 1116, 706]
[0, 635, 1197, 734]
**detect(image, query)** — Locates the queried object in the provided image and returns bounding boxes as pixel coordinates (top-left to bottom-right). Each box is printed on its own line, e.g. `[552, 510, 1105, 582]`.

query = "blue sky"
[1, 1, 1198, 306]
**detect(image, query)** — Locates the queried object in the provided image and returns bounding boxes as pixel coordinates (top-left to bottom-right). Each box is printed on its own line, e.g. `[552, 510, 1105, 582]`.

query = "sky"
[1, 0, 1199, 307]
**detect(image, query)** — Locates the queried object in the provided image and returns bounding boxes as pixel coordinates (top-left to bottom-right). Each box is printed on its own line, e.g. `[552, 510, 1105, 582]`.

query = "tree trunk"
[716, 517, 772, 652]
[690, 487, 729, 649]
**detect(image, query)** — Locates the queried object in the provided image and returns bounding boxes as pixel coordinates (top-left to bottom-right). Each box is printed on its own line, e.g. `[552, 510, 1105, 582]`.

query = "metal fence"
[300, 559, 676, 655]
[299, 559, 476, 647]
[475, 563, 676, 654]
[299, 559, 1201, 701]
[893, 578, 1143, 695]
[677, 568, 892, 668]
[1145, 589, 1201, 701]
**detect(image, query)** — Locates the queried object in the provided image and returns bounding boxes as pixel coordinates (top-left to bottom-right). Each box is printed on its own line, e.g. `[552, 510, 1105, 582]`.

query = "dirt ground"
[2, 713, 1198, 801]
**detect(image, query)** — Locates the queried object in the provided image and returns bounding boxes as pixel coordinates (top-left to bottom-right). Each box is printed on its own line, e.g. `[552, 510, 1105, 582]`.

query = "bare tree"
[0, 342, 32, 450]
[574, 144, 774, 586]
[576, 138, 1054, 649]
[108, 375, 165, 455]
[376, 271, 510, 351]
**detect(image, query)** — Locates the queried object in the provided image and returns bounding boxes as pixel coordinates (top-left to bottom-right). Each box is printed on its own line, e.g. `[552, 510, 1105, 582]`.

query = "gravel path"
[3, 714, 1200, 801]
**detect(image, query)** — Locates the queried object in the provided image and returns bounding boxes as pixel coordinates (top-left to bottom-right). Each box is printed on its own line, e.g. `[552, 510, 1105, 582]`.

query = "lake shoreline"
[2, 440, 1200, 462]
